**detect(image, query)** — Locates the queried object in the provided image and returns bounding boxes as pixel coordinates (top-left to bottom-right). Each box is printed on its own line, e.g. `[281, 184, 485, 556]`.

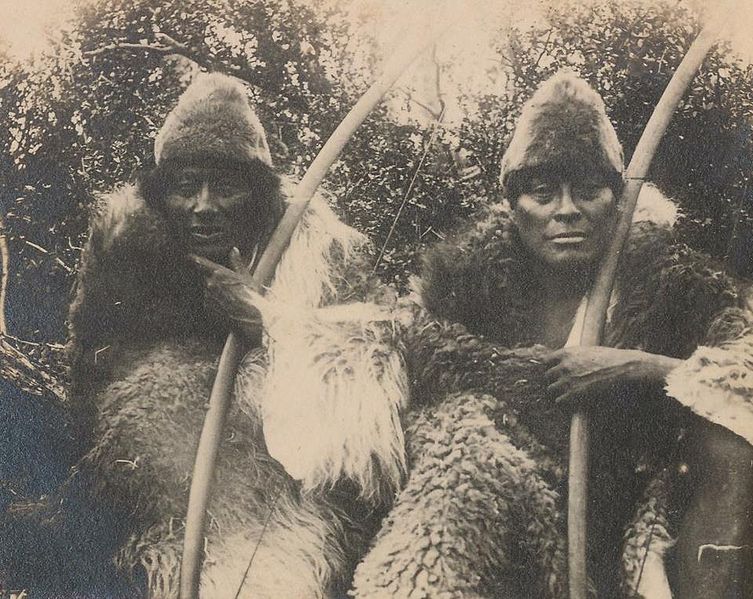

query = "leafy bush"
[2, 0, 753, 346]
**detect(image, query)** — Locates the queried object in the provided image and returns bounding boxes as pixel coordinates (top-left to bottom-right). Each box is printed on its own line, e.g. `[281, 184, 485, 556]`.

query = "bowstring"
[632, 504, 659, 597]
[373, 104, 447, 273]
[233, 481, 284, 599]
[632, 429, 686, 596]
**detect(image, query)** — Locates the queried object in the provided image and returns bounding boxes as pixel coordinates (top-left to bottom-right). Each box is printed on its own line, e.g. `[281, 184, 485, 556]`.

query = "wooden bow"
[567, 24, 724, 599]
[178, 27, 443, 599]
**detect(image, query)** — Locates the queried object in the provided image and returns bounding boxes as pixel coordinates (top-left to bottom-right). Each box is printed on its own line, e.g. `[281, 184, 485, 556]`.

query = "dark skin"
[518, 172, 753, 598]
[160, 165, 266, 342]
[191, 250, 264, 343]
[163, 165, 268, 263]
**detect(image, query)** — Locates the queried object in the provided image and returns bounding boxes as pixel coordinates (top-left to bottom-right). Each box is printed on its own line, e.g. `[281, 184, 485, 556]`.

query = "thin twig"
[22, 239, 47, 254]
[22, 239, 73, 272]
[0, 215, 8, 335]
[534, 29, 554, 69]
[373, 104, 447, 272]
[0, 337, 67, 401]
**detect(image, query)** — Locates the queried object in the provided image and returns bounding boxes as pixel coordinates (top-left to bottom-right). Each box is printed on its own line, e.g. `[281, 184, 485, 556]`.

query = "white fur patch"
[229, 188, 407, 498]
[632, 183, 679, 227]
[665, 344, 753, 446]
[234, 347, 268, 419]
[267, 184, 368, 309]
[201, 496, 346, 599]
[635, 540, 674, 599]
[258, 299, 408, 499]
[95, 184, 148, 249]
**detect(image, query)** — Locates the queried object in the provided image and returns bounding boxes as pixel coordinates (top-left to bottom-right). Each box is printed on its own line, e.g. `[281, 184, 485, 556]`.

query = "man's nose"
[192, 183, 216, 218]
[554, 183, 581, 221]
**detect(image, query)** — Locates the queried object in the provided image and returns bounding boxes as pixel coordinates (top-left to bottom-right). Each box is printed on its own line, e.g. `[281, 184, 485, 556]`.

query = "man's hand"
[190, 249, 264, 343]
[543, 346, 682, 407]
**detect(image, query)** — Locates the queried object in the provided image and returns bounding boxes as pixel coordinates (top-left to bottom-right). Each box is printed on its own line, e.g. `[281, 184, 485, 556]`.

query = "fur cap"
[154, 72, 273, 168]
[500, 71, 624, 196]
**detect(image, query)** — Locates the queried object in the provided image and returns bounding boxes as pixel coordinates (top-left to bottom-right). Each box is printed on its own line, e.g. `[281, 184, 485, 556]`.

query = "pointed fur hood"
[500, 71, 624, 197]
[155, 73, 273, 168]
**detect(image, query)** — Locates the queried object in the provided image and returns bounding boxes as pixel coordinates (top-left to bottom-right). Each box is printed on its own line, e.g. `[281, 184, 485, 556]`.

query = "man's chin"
[544, 250, 600, 273]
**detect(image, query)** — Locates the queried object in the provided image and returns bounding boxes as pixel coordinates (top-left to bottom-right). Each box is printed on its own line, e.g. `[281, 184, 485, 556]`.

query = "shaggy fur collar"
[67, 178, 369, 393]
[417, 187, 741, 358]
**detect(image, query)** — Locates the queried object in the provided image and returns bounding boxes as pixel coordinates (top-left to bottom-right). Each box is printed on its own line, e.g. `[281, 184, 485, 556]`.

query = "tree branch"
[503, 31, 526, 82]
[0, 336, 67, 403]
[0, 220, 67, 404]
[83, 40, 188, 57]
[154, 31, 186, 49]
[406, 95, 442, 118]
[0, 215, 8, 335]
[21, 238, 73, 273]
[534, 29, 554, 69]
[430, 44, 446, 119]
[82, 33, 252, 90]
[406, 44, 446, 121]
[83, 31, 191, 58]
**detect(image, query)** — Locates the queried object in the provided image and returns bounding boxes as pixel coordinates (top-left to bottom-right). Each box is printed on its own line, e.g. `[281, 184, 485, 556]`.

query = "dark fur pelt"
[353, 201, 753, 598]
[0, 184, 387, 598]
[66, 185, 228, 402]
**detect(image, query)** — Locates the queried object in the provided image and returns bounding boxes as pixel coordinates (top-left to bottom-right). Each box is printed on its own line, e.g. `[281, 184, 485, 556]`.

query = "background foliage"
[3, 0, 753, 351]
[3, 0, 753, 346]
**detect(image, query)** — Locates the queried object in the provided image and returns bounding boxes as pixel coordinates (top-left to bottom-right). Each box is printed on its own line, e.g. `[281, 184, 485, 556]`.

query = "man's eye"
[573, 183, 601, 199]
[531, 183, 557, 200]
[213, 183, 242, 196]
[175, 179, 199, 196]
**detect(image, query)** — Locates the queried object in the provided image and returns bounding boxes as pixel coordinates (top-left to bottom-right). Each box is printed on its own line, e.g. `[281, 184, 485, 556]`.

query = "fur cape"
[2, 181, 408, 598]
[351, 187, 753, 598]
[417, 188, 753, 446]
[8, 178, 751, 597]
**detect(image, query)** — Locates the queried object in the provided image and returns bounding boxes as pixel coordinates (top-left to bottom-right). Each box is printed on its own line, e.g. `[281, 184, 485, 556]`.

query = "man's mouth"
[190, 226, 227, 242]
[549, 232, 588, 243]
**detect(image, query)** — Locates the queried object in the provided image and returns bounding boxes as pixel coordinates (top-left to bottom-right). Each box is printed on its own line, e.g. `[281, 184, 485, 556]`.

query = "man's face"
[513, 171, 617, 271]
[163, 166, 256, 261]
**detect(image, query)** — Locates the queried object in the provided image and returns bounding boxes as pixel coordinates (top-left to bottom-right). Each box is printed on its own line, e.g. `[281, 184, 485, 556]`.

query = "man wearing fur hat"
[0, 73, 410, 597]
[26, 67, 750, 599]
[496, 72, 753, 598]
[351, 72, 753, 598]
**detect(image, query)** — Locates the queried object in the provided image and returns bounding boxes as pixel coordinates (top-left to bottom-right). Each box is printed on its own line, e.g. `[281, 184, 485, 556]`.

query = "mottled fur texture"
[500, 71, 624, 194]
[155, 73, 273, 167]
[0, 181, 408, 598]
[260, 299, 409, 498]
[352, 190, 753, 598]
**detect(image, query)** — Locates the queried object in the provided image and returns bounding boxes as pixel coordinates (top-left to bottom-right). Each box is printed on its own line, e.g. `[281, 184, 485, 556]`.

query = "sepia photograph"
[0, 0, 752, 597]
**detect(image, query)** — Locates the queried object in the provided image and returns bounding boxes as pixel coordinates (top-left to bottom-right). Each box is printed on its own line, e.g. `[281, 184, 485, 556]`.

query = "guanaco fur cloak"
[4, 178, 752, 599]
[351, 187, 753, 599]
[0, 180, 408, 598]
